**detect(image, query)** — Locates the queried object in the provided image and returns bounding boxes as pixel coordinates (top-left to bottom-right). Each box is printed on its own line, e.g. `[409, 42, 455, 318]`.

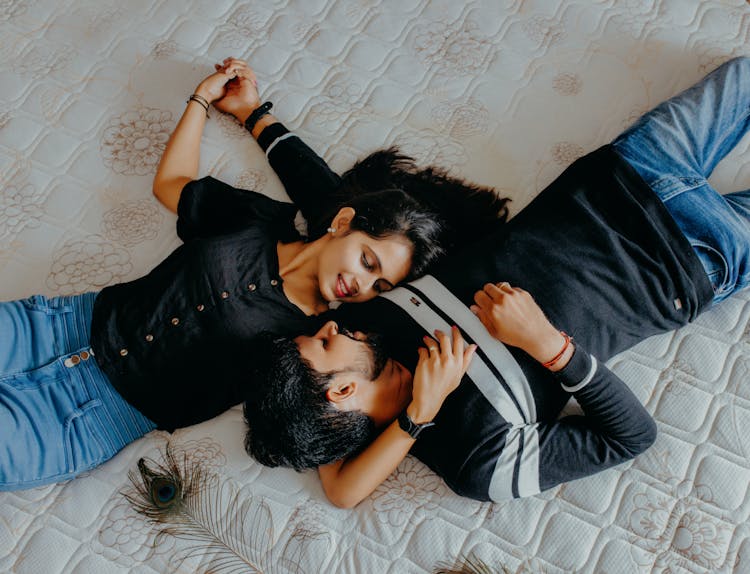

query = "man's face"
[295, 321, 413, 427]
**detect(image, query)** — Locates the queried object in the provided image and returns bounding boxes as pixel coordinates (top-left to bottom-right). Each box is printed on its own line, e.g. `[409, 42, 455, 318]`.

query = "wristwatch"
[398, 410, 436, 439]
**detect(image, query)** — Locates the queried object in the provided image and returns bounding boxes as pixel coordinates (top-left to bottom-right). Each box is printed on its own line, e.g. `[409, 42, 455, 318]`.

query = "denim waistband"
[49, 292, 156, 454]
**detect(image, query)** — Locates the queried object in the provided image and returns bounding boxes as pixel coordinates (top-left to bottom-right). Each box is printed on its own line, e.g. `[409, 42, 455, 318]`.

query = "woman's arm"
[319, 327, 476, 509]
[153, 65, 245, 213]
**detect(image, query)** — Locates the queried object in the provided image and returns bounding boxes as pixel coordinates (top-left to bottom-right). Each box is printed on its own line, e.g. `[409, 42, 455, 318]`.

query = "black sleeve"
[535, 347, 658, 492]
[176, 176, 299, 242]
[258, 123, 344, 234]
[451, 347, 657, 501]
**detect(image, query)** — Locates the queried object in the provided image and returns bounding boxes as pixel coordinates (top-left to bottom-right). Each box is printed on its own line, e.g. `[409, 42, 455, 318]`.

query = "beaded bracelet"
[187, 93, 210, 116]
[542, 331, 572, 369]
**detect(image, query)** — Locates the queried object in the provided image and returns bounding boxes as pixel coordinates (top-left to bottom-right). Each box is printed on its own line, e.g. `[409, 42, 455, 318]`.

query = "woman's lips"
[335, 274, 352, 298]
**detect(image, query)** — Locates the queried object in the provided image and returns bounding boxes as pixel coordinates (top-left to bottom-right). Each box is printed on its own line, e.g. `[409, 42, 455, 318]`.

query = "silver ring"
[428, 346, 438, 352]
[498, 282, 511, 290]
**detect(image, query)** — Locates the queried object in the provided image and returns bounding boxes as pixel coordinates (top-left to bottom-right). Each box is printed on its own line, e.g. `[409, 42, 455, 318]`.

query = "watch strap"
[398, 410, 435, 439]
[244, 101, 274, 133]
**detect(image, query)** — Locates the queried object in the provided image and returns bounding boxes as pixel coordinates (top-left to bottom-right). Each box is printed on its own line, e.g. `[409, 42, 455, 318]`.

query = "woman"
[0, 59, 507, 491]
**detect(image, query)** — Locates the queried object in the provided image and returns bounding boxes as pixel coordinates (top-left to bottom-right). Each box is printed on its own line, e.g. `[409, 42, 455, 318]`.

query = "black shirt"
[90, 176, 314, 431]
[89, 123, 344, 431]
[330, 145, 713, 500]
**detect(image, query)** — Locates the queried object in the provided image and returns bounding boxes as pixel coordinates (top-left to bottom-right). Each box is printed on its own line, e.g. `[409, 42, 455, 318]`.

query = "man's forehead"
[296, 333, 376, 378]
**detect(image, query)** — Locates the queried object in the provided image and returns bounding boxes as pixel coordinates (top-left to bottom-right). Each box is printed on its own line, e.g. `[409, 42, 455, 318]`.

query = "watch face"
[398, 410, 434, 438]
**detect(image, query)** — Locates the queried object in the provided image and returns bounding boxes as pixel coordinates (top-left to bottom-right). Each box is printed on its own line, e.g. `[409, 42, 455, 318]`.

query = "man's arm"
[319, 327, 476, 509]
[453, 346, 657, 501]
[216, 58, 344, 230]
[536, 348, 657, 493]
[457, 282, 657, 500]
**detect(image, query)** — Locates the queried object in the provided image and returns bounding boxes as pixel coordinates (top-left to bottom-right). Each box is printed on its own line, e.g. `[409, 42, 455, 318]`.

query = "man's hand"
[406, 326, 476, 424]
[470, 282, 568, 367]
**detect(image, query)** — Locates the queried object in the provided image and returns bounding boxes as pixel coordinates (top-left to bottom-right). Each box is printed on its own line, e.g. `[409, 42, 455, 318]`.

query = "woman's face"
[317, 229, 413, 303]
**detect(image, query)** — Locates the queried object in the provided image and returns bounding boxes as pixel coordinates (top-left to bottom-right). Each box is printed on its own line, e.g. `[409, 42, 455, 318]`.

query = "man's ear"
[330, 207, 356, 233]
[325, 379, 357, 406]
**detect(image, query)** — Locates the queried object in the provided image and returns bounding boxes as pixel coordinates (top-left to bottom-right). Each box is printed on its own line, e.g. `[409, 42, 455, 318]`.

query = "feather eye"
[124, 446, 204, 522]
[123, 444, 329, 574]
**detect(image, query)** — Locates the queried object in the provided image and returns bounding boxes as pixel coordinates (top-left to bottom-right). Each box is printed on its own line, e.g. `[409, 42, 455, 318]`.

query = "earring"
[327, 227, 337, 234]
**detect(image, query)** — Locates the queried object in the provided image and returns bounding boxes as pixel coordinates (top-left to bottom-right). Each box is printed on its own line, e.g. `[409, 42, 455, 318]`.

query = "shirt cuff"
[554, 345, 596, 392]
[256, 122, 290, 152]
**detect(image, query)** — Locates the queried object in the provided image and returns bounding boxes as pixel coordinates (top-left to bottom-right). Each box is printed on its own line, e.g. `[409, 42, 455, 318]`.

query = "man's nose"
[321, 320, 338, 337]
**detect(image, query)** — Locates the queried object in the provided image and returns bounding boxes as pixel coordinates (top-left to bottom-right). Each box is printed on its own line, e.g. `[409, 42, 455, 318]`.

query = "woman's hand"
[210, 58, 262, 122]
[407, 326, 476, 424]
[193, 58, 261, 114]
[193, 67, 239, 104]
[470, 282, 568, 366]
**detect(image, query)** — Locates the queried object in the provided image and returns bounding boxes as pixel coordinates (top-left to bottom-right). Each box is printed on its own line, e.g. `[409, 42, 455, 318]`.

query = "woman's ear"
[325, 379, 358, 407]
[330, 207, 356, 234]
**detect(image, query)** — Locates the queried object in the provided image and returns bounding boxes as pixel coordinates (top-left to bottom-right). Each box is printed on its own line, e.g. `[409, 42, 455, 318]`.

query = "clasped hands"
[193, 57, 261, 123]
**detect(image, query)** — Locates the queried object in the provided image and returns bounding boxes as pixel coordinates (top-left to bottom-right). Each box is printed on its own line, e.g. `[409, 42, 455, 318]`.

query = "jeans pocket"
[14, 295, 71, 362]
[0, 357, 64, 388]
[63, 399, 108, 474]
[692, 241, 730, 296]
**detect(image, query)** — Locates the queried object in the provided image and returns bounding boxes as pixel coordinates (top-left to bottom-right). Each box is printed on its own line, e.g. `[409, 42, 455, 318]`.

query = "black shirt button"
[221, 291, 230, 299]
[171, 317, 180, 326]
[270, 279, 279, 286]
[196, 304, 205, 311]
[145, 334, 154, 342]
[248, 283, 257, 292]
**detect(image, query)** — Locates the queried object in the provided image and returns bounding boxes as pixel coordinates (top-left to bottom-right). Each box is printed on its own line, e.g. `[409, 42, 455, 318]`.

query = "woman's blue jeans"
[0, 293, 156, 490]
[613, 56, 750, 304]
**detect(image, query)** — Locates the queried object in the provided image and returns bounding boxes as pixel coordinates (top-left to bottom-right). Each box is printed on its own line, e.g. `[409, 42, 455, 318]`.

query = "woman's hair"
[305, 147, 510, 279]
[339, 147, 510, 253]
[243, 332, 376, 471]
[335, 189, 445, 280]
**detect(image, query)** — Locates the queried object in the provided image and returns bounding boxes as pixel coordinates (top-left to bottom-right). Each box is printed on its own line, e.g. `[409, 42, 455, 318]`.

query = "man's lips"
[335, 274, 352, 298]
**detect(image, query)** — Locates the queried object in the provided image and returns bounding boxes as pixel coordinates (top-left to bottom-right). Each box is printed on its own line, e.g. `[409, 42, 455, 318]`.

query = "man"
[243, 56, 750, 504]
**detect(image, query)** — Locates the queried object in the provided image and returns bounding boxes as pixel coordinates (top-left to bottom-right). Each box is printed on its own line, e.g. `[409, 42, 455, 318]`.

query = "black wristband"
[244, 101, 273, 133]
[398, 410, 435, 439]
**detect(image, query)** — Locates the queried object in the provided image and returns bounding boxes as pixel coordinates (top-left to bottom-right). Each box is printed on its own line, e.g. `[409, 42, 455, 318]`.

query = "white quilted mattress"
[2, 1, 750, 572]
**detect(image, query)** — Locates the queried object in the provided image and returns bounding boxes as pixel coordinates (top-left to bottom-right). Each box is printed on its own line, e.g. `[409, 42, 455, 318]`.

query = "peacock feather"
[432, 554, 511, 574]
[124, 445, 327, 574]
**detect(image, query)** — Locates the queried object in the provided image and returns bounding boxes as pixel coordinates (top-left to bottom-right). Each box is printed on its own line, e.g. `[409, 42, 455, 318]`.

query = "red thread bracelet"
[542, 331, 571, 369]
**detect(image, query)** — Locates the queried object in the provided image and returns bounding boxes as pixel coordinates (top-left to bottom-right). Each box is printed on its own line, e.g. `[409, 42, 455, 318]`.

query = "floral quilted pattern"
[1, 1, 750, 573]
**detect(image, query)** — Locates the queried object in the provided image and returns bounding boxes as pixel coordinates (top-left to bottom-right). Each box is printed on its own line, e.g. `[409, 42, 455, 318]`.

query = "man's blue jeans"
[613, 56, 750, 304]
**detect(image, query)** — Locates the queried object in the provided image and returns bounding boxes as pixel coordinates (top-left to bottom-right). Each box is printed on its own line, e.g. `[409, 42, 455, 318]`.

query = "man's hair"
[243, 332, 376, 471]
